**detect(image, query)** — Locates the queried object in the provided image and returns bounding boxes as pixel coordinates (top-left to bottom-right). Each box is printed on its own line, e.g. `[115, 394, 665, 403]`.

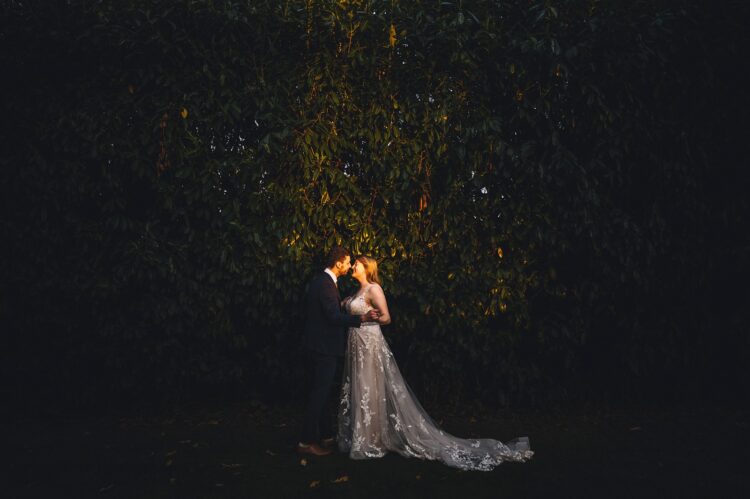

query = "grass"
[5, 400, 748, 498]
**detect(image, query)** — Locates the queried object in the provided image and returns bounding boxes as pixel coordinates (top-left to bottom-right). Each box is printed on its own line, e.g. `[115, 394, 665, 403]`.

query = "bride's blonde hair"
[355, 255, 381, 285]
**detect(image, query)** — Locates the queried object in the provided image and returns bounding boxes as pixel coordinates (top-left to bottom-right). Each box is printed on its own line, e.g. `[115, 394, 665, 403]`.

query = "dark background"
[2, 0, 748, 417]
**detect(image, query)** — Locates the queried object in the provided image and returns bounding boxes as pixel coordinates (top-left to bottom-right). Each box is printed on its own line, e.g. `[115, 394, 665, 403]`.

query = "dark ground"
[5, 399, 748, 499]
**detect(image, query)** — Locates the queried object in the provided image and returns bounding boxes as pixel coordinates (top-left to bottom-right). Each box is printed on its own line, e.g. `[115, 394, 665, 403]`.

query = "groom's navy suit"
[301, 271, 362, 443]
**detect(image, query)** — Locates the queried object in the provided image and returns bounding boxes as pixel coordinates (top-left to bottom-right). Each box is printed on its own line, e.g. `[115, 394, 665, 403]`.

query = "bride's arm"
[368, 285, 391, 325]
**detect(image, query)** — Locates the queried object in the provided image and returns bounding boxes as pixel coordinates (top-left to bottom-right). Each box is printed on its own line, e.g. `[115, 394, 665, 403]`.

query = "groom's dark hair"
[325, 246, 351, 268]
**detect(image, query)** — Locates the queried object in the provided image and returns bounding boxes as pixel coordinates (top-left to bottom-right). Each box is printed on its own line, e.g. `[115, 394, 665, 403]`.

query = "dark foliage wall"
[2, 0, 747, 410]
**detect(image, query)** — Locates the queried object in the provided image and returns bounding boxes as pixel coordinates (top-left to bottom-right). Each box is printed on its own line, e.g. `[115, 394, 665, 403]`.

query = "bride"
[337, 255, 534, 471]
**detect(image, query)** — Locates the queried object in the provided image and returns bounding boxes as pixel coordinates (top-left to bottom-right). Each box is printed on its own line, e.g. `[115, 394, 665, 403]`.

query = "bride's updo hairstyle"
[355, 255, 381, 285]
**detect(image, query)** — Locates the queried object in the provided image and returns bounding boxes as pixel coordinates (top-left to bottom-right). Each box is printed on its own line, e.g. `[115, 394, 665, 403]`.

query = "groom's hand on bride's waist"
[360, 309, 380, 322]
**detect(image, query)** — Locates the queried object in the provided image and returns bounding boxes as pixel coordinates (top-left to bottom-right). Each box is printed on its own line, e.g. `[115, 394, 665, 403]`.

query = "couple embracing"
[298, 246, 534, 471]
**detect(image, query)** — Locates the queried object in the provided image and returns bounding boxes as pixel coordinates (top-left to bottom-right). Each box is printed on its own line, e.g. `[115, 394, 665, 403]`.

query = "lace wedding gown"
[337, 287, 534, 471]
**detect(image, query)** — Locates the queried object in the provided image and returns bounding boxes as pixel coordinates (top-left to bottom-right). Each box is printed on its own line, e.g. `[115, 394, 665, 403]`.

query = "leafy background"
[2, 0, 747, 412]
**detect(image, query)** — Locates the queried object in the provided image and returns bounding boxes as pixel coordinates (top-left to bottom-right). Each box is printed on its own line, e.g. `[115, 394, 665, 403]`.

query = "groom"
[298, 246, 379, 456]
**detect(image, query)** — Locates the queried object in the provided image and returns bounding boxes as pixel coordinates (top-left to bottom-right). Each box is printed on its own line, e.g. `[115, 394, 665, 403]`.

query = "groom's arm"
[319, 281, 362, 328]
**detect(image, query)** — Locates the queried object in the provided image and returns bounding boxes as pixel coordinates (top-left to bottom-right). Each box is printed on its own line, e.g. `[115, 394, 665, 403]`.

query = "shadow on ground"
[5, 401, 748, 498]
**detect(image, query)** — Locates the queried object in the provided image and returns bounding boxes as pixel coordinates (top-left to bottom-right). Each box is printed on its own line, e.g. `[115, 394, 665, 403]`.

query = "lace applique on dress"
[336, 286, 534, 470]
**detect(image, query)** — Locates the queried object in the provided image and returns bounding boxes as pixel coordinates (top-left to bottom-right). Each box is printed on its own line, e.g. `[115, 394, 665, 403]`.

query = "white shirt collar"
[324, 268, 338, 284]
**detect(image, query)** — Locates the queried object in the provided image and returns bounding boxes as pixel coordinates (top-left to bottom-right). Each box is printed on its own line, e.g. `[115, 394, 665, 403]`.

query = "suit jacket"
[303, 271, 362, 356]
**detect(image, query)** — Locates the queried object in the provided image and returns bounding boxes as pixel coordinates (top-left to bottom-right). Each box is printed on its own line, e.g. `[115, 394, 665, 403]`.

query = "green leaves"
[1, 0, 728, 408]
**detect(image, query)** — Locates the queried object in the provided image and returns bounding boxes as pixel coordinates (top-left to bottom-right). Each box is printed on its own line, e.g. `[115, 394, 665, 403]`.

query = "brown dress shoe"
[297, 442, 333, 456]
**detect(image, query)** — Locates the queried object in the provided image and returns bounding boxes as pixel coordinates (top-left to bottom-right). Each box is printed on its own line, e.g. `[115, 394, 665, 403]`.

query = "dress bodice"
[346, 286, 374, 315]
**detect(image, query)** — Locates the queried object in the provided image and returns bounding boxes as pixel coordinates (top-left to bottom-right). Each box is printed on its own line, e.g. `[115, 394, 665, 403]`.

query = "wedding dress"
[337, 286, 534, 471]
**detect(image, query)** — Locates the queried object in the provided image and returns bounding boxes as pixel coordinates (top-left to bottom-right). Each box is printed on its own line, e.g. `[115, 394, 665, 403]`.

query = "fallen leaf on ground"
[331, 475, 349, 483]
[309, 480, 320, 488]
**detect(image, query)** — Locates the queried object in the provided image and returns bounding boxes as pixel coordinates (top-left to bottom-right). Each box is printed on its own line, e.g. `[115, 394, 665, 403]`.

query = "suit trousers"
[301, 350, 341, 443]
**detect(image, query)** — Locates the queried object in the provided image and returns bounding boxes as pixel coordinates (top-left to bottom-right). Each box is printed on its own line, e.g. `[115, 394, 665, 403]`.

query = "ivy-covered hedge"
[2, 1, 746, 409]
